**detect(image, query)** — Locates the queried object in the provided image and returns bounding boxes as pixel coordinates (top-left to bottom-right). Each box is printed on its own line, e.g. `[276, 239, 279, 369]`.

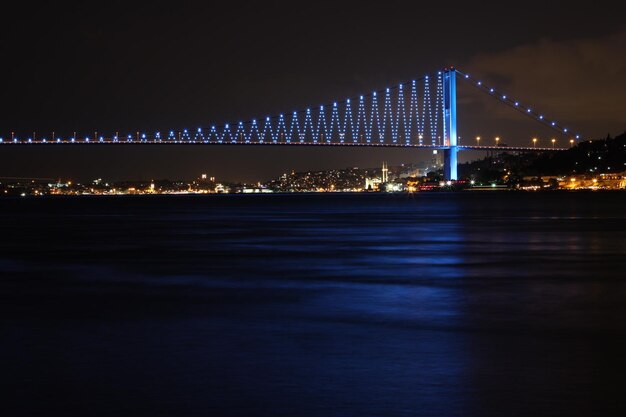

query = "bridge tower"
[443, 68, 458, 181]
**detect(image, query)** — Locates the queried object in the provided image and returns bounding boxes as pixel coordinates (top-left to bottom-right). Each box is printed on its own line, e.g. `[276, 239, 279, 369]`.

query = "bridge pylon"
[443, 68, 458, 181]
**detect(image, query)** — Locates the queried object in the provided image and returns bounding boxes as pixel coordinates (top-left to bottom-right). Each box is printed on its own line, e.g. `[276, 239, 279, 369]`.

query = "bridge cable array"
[455, 69, 582, 142]
[1, 68, 583, 146]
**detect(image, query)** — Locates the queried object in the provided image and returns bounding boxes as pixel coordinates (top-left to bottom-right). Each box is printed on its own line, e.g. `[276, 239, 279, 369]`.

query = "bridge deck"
[0, 140, 567, 151]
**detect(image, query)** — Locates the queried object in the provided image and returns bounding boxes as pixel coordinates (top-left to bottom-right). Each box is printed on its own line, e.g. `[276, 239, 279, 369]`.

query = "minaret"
[382, 161, 388, 183]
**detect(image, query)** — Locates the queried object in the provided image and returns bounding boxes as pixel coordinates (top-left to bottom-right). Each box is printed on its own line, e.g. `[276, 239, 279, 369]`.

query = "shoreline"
[3, 188, 625, 199]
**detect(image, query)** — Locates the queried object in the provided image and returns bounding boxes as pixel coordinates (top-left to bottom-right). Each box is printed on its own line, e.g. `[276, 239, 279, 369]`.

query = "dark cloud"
[464, 29, 626, 138]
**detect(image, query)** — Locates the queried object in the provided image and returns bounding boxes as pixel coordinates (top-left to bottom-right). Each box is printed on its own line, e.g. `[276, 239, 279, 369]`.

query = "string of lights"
[0, 68, 582, 147]
[455, 69, 583, 142]
[1, 73, 447, 146]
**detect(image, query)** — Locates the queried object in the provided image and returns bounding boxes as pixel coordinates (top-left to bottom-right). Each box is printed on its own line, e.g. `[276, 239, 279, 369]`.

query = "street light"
[570, 139, 574, 148]
[495, 136, 500, 146]
[476, 136, 480, 146]
[551, 138, 556, 148]
[532, 138, 537, 148]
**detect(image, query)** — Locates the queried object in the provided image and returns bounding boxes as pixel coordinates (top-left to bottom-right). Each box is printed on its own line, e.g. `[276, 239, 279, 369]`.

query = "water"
[1, 192, 625, 416]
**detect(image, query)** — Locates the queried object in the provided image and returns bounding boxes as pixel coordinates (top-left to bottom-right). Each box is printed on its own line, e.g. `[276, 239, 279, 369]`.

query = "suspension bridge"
[1, 68, 581, 180]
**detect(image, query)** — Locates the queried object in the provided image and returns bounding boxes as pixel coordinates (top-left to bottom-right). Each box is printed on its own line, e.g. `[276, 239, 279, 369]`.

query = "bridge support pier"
[443, 147, 457, 181]
[443, 68, 458, 181]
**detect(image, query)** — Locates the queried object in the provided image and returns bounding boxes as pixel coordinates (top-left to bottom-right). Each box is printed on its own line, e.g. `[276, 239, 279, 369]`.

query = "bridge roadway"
[0, 139, 567, 152]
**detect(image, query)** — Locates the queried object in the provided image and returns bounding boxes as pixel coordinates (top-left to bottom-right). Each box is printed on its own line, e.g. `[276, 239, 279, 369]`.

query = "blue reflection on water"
[1, 193, 626, 416]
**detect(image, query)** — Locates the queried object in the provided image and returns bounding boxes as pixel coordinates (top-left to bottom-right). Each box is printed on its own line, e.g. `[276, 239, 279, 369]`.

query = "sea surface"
[1, 192, 626, 417]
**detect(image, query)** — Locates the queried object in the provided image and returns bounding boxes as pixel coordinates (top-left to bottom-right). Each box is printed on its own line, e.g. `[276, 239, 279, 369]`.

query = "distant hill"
[459, 131, 626, 182]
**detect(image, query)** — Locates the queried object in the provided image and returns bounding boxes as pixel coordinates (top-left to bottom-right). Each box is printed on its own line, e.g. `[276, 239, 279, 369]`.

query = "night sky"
[1, 1, 625, 182]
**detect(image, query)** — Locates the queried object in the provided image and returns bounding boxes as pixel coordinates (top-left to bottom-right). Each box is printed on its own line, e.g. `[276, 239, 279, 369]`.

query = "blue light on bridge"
[6, 69, 579, 153]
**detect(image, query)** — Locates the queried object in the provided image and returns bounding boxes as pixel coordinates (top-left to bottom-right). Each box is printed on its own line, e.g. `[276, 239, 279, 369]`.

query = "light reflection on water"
[1, 192, 626, 417]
